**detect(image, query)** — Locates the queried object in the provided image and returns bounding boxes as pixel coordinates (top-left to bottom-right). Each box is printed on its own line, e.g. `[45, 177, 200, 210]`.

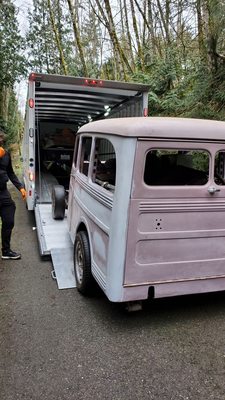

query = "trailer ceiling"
[31, 73, 150, 128]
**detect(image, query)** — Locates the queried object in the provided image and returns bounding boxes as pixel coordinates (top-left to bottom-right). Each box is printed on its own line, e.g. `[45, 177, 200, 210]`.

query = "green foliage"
[176, 62, 225, 120]
[0, 1, 26, 145]
[1, 0, 225, 134]
[80, 8, 103, 77]
[5, 92, 22, 146]
[0, 1, 27, 87]
[26, 0, 75, 74]
[191, 151, 209, 172]
[19, 0, 225, 121]
[137, 55, 225, 120]
[0, 89, 23, 147]
[26, 0, 61, 73]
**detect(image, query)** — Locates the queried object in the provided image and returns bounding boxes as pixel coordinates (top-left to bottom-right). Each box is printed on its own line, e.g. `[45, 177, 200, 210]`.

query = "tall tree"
[129, 0, 145, 70]
[47, 0, 68, 74]
[0, 0, 25, 143]
[122, 0, 135, 67]
[92, 0, 134, 79]
[66, 0, 88, 76]
[27, 0, 75, 74]
[204, 0, 225, 71]
[14, 0, 225, 120]
[26, 0, 60, 73]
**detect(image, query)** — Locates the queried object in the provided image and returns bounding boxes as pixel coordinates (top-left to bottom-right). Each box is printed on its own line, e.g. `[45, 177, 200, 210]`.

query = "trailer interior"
[32, 73, 150, 202]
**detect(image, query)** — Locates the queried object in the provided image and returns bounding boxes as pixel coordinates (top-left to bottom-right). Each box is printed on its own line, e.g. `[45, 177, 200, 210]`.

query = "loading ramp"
[35, 204, 76, 289]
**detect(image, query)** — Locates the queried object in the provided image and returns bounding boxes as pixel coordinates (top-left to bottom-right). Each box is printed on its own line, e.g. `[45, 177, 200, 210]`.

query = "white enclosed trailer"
[22, 73, 150, 289]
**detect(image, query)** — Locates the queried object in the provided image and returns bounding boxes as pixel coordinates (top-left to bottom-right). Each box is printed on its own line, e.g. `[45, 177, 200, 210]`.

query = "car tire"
[74, 231, 96, 295]
[52, 185, 65, 220]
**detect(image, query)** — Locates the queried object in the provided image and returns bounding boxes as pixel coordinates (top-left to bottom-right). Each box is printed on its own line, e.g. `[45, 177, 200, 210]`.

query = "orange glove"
[0, 147, 5, 158]
[20, 188, 27, 200]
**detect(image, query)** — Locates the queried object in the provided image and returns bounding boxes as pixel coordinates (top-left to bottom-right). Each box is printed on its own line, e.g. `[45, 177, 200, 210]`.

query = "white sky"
[14, 0, 32, 34]
[13, 0, 33, 115]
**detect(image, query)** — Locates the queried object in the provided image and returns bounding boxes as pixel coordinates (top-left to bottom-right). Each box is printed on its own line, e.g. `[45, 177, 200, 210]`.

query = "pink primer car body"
[68, 117, 225, 304]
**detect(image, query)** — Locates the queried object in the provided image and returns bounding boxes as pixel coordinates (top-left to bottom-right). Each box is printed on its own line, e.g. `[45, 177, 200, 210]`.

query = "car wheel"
[74, 231, 96, 295]
[52, 185, 65, 220]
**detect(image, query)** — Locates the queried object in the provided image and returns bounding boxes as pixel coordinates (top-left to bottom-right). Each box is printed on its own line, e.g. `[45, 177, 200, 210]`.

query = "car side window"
[144, 149, 209, 186]
[79, 137, 92, 176]
[92, 138, 116, 192]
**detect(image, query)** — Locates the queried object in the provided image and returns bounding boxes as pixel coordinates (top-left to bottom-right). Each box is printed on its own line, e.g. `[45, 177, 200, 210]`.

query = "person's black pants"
[0, 189, 16, 252]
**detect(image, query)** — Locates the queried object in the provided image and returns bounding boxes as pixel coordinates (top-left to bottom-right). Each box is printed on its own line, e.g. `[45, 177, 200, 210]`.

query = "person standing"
[0, 131, 26, 260]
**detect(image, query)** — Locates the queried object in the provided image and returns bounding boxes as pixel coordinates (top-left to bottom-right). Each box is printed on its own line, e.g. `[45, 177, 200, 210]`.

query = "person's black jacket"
[0, 151, 23, 191]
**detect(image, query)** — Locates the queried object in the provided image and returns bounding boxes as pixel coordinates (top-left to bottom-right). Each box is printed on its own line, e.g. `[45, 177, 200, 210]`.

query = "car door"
[124, 140, 225, 286]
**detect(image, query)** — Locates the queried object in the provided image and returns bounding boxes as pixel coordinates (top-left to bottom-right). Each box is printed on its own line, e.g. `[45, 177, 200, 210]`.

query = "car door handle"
[208, 186, 221, 194]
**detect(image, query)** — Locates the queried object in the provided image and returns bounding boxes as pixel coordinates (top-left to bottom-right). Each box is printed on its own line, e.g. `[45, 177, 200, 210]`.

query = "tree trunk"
[47, 0, 68, 75]
[204, 0, 221, 71]
[156, 0, 171, 45]
[123, 0, 135, 67]
[196, 0, 207, 62]
[129, 0, 145, 71]
[42, 4, 50, 73]
[94, 0, 133, 78]
[67, 0, 88, 76]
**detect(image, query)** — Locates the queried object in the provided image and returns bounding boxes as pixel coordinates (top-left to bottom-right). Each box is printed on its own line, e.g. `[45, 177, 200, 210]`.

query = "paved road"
[1, 187, 225, 400]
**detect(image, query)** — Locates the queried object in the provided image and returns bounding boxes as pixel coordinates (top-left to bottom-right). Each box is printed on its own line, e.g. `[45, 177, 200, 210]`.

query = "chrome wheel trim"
[75, 241, 84, 284]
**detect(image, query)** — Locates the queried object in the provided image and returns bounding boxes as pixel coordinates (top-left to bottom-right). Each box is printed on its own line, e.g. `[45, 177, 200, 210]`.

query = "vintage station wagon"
[64, 117, 225, 308]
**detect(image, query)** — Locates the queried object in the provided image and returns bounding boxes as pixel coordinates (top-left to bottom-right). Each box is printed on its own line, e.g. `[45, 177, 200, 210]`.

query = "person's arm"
[6, 152, 23, 190]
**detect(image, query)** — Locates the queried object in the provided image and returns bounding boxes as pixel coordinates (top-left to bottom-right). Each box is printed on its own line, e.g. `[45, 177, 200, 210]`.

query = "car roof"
[78, 117, 225, 141]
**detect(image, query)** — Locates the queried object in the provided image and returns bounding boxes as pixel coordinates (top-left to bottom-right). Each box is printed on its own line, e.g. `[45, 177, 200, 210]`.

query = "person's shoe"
[2, 250, 21, 260]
